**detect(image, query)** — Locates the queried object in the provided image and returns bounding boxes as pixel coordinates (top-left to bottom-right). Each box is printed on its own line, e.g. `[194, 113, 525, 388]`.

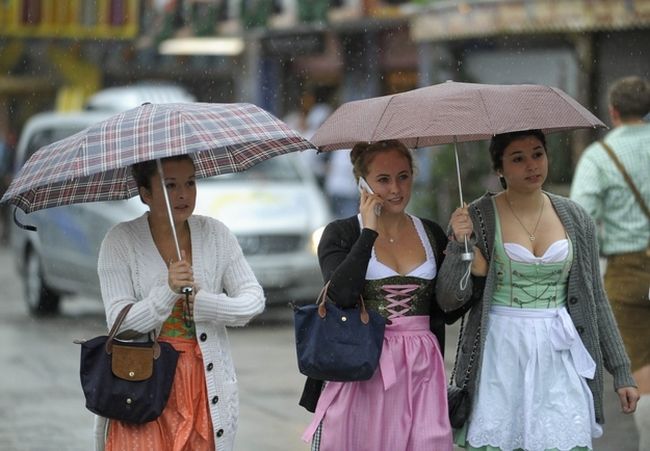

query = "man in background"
[571, 76, 650, 451]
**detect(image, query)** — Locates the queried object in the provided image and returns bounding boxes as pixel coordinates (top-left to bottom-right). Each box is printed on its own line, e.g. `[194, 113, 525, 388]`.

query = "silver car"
[10, 108, 330, 316]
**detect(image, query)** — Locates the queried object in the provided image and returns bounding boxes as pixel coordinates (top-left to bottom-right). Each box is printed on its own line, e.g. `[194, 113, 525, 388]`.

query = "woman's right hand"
[359, 190, 383, 231]
[449, 205, 473, 243]
[168, 250, 194, 294]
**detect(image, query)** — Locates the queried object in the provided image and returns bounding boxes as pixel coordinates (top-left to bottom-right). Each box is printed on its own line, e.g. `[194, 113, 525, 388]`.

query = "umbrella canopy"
[2, 102, 315, 214]
[311, 81, 606, 151]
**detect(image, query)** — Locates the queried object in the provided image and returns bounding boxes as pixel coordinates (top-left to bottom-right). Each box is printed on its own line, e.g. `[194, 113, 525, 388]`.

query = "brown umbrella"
[311, 80, 605, 151]
[312, 81, 606, 267]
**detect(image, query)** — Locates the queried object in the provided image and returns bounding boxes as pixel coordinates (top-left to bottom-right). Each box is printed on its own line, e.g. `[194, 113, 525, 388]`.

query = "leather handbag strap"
[105, 304, 161, 359]
[317, 281, 370, 324]
[107, 304, 134, 341]
[600, 140, 650, 221]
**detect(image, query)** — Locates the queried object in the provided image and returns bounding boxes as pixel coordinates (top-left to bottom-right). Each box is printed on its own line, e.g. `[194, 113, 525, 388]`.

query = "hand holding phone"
[358, 177, 382, 216]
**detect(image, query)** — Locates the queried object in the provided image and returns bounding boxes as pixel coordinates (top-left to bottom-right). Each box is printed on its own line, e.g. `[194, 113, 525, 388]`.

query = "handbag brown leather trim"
[111, 344, 154, 381]
[103, 304, 162, 381]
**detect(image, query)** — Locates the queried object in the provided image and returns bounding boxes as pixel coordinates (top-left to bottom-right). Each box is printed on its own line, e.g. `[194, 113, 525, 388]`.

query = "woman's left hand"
[616, 386, 640, 414]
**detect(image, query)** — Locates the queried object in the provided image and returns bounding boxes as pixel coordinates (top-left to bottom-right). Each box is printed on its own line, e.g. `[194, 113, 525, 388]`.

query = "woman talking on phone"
[299, 139, 473, 451]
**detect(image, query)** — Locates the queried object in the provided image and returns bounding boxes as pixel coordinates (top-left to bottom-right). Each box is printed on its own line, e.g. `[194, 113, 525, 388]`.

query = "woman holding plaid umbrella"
[96, 155, 264, 451]
[437, 130, 639, 451]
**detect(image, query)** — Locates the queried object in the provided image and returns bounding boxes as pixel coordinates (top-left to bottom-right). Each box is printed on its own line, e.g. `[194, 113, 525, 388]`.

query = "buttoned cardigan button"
[216, 429, 224, 437]
[212, 396, 219, 404]
[200, 333, 207, 341]
[569, 296, 578, 305]
[207, 362, 214, 371]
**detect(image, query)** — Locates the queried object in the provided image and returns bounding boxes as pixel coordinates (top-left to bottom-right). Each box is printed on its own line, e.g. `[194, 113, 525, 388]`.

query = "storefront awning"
[411, 0, 650, 42]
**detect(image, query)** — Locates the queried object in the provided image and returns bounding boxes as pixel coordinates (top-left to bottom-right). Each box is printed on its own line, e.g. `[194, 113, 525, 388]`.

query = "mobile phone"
[358, 177, 374, 195]
[358, 177, 381, 215]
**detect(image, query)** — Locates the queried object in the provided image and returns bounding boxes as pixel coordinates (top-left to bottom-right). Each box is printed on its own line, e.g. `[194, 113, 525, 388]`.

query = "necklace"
[505, 193, 545, 242]
[380, 215, 408, 244]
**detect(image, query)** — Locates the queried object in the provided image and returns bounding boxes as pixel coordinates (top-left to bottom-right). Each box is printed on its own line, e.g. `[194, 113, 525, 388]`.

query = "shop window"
[109, 0, 127, 26]
[21, 0, 41, 25]
[297, 0, 329, 23]
[241, 0, 281, 28]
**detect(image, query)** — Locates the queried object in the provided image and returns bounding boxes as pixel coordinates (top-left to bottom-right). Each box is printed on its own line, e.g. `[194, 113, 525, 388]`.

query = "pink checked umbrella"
[312, 80, 606, 264]
[312, 81, 605, 151]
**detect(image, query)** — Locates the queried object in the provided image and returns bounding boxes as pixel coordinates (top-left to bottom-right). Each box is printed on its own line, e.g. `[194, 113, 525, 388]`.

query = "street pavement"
[0, 245, 639, 450]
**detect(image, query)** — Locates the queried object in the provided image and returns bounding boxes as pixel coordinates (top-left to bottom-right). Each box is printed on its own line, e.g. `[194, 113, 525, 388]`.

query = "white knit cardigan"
[94, 213, 265, 451]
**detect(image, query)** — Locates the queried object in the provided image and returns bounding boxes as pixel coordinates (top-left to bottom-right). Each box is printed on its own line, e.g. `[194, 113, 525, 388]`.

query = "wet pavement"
[0, 246, 638, 450]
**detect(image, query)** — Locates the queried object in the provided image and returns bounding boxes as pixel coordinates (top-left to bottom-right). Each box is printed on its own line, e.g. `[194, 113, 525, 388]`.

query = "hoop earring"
[499, 176, 507, 190]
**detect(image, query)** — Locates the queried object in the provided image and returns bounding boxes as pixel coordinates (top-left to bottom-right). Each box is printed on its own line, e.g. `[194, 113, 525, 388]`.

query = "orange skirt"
[106, 336, 215, 451]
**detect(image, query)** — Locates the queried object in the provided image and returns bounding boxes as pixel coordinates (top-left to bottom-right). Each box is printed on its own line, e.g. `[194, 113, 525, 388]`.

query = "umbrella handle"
[454, 140, 474, 263]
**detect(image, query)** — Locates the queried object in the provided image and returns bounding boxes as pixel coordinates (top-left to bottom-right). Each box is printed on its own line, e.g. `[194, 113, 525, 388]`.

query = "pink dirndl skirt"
[302, 315, 453, 451]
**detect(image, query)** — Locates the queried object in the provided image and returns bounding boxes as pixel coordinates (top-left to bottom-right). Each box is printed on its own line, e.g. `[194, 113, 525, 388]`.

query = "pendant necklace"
[382, 215, 407, 244]
[505, 193, 545, 242]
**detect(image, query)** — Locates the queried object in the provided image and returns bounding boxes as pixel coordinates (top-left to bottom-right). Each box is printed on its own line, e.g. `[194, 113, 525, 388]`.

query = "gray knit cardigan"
[436, 191, 636, 424]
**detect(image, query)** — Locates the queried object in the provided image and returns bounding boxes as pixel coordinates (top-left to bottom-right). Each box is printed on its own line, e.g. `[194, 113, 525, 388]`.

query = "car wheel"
[24, 249, 60, 316]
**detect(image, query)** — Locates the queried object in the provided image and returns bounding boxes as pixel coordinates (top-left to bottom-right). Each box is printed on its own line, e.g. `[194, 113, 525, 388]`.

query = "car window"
[209, 155, 302, 182]
[26, 127, 85, 161]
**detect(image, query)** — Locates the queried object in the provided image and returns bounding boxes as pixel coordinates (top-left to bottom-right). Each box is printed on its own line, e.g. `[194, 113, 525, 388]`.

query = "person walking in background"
[300, 139, 470, 451]
[323, 148, 359, 218]
[438, 129, 639, 451]
[571, 76, 650, 450]
[95, 155, 265, 451]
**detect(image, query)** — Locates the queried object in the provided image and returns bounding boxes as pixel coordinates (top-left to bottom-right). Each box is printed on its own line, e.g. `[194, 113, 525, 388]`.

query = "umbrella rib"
[476, 90, 496, 135]
[369, 96, 396, 142]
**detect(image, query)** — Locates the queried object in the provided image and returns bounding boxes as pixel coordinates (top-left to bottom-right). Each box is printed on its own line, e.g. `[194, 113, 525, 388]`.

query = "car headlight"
[310, 226, 325, 255]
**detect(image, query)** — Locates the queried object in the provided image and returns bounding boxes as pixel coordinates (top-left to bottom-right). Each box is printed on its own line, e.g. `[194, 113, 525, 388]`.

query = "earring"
[499, 176, 507, 190]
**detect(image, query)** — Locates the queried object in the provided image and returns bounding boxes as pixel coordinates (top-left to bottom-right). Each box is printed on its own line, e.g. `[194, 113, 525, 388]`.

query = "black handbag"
[293, 281, 386, 382]
[447, 314, 480, 429]
[75, 304, 180, 424]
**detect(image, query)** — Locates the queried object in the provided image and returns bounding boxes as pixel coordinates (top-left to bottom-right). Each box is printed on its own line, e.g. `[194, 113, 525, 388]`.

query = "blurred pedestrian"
[571, 75, 650, 450]
[323, 148, 359, 218]
[438, 129, 639, 450]
[285, 91, 333, 188]
[95, 155, 265, 451]
[300, 139, 471, 451]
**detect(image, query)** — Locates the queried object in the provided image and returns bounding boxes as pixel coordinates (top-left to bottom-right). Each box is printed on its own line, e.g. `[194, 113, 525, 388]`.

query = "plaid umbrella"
[2, 102, 315, 214]
[311, 81, 605, 151]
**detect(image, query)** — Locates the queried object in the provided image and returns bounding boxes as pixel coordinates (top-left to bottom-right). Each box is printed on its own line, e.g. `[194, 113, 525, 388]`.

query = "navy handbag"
[293, 281, 386, 382]
[76, 304, 179, 424]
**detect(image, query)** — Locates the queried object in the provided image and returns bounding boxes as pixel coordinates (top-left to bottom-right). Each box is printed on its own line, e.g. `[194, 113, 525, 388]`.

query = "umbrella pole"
[156, 159, 194, 312]
[156, 159, 183, 261]
[454, 138, 464, 208]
